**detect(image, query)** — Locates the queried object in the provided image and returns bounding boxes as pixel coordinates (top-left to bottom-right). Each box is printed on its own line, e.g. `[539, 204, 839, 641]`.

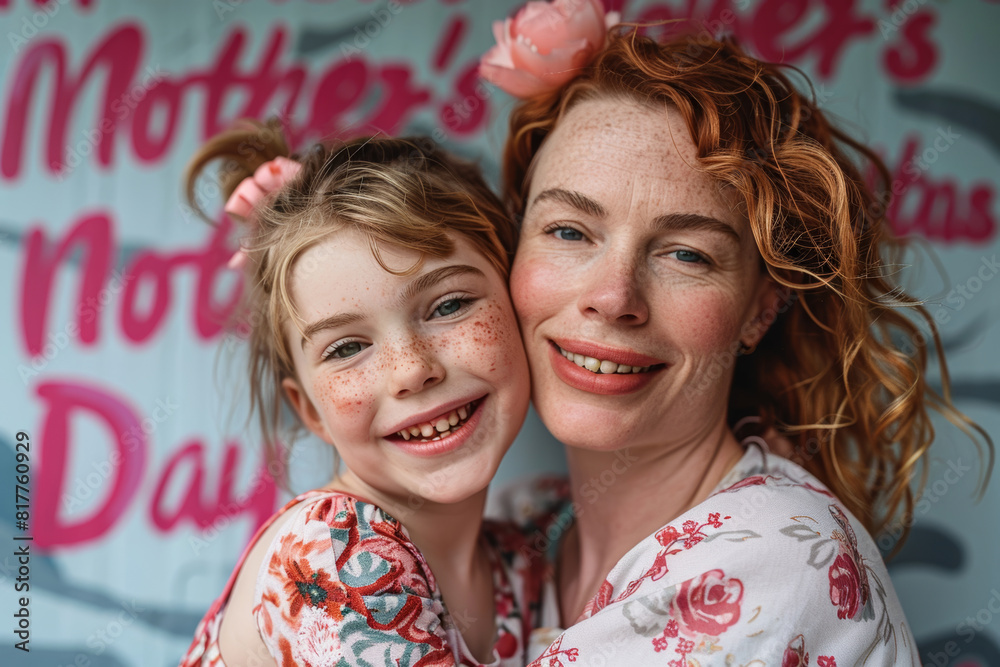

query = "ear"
[282, 377, 331, 443]
[741, 273, 785, 350]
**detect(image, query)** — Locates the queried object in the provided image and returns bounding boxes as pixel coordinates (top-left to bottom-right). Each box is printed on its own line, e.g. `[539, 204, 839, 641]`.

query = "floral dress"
[486, 443, 920, 666]
[180, 490, 538, 667]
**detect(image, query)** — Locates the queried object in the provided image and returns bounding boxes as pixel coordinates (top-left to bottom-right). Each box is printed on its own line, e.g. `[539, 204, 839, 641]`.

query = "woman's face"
[510, 97, 775, 452]
[283, 229, 530, 505]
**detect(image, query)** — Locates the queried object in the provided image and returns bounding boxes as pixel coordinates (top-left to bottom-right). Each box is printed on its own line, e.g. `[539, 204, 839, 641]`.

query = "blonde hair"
[503, 30, 992, 541]
[186, 119, 516, 485]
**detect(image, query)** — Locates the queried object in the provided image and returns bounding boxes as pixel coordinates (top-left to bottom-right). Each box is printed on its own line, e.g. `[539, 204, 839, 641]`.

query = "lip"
[551, 338, 665, 367]
[388, 397, 486, 457]
[548, 341, 663, 395]
[383, 394, 486, 437]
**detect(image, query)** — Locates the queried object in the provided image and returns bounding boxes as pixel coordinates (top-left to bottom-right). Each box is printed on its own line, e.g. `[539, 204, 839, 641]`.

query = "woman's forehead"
[536, 99, 699, 180]
[529, 97, 732, 220]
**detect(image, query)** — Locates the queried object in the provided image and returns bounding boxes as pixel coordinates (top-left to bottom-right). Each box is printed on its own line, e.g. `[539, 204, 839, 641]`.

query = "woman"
[481, 4, 991, 665]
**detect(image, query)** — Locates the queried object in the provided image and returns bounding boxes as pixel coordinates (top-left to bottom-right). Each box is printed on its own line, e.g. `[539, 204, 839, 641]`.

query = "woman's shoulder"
[565, 445, 917, 665]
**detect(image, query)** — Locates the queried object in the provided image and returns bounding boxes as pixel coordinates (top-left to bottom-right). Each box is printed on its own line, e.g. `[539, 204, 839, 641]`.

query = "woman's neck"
[329, 474, 497, 661]
[557, 420, 745, 625]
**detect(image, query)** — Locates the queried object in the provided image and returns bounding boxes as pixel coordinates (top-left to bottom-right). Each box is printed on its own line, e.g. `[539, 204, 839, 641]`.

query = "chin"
[531, 382, 636, 451]
[414, 452, 502, 506]
[549, 421, 636, 453]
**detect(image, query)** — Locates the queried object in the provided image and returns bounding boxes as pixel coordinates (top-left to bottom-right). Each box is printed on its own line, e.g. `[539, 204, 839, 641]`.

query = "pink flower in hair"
[479, 0, 619, 98]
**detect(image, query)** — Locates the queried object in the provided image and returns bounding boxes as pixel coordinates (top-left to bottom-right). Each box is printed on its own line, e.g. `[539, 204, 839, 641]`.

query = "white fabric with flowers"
[487, 443, 920, 666]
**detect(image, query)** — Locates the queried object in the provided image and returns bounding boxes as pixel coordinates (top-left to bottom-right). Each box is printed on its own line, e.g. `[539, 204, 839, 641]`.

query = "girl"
[179, 122, 538, 666]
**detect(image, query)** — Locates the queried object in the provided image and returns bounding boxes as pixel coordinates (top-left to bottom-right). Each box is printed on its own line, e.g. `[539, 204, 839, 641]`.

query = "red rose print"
[817, 657, 837, 667]
[828, 552, 863, 619]
[657, 525, 681, 546]
[782, 634, 809, 667]
[672, 569, 743, 636]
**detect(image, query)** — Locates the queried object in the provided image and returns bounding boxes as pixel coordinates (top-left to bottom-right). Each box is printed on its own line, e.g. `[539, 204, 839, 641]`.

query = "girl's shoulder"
[180, 488, 342, 666]
[252, 492, 459, 667]
[252, 489, 431, 602]
[181, 489, 420, 667]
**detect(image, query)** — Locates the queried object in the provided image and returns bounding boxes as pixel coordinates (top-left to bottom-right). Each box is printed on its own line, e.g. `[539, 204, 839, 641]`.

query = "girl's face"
[283, 229, 530, 506]
[510, 97, 775, 453]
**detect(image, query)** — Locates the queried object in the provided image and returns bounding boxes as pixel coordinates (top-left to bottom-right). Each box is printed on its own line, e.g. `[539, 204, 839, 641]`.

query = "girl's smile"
[282, 229, 530, 506]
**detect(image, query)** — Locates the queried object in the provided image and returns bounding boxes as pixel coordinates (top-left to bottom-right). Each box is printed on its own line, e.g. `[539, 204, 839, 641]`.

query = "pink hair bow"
[223, 156, 301, 269]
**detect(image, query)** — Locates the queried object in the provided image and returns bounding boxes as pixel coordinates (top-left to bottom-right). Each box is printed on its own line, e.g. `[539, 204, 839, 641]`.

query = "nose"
[577, 250, 649, 325]
[386, 334, 446, 399]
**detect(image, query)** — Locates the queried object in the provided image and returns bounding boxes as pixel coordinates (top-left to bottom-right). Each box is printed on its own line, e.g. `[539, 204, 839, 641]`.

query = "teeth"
[395, 402, 477, 442]
[559, 346, 652, 375]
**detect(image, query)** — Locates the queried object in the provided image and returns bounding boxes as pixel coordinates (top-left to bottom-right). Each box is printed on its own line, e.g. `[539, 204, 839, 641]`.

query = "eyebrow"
[397, 264, 486, 306]
[301, 312, 365, 350]
[299, 264, 486, 350]
[530, 187, 741, 242]
[531, 188, 606, 218]
[652, 212, 741, 242]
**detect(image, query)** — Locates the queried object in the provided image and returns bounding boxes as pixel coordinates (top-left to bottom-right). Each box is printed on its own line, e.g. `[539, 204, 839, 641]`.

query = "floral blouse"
[180, 491, 538, 667]
[486, 443, 920, 666]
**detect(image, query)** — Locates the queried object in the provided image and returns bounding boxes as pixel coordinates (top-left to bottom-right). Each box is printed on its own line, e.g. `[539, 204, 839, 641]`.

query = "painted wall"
[0, 0, 997, 665]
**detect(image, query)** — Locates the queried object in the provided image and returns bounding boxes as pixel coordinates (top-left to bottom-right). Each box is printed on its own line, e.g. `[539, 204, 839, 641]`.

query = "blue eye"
[673, 249, 707, 263]
[552, 227, 584, 241]
[434, 299, 464, 317]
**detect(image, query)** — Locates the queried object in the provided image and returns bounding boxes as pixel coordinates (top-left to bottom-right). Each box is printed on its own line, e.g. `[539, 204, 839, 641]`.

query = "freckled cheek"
[666, 293, 744, 352]
[312, 369, 376, 421]
[432, 302, 525, 377]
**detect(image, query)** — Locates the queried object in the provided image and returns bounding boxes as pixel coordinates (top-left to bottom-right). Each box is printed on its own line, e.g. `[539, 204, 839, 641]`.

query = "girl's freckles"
[313, 371, 374, 416]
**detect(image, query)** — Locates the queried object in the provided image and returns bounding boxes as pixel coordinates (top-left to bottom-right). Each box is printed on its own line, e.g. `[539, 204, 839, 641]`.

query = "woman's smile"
[510, 96, 775, 451]
[548, 341, 666, 395]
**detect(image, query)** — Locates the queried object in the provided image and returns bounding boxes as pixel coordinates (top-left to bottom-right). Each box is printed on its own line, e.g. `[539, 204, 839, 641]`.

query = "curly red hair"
[502, 29, 992, 541]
